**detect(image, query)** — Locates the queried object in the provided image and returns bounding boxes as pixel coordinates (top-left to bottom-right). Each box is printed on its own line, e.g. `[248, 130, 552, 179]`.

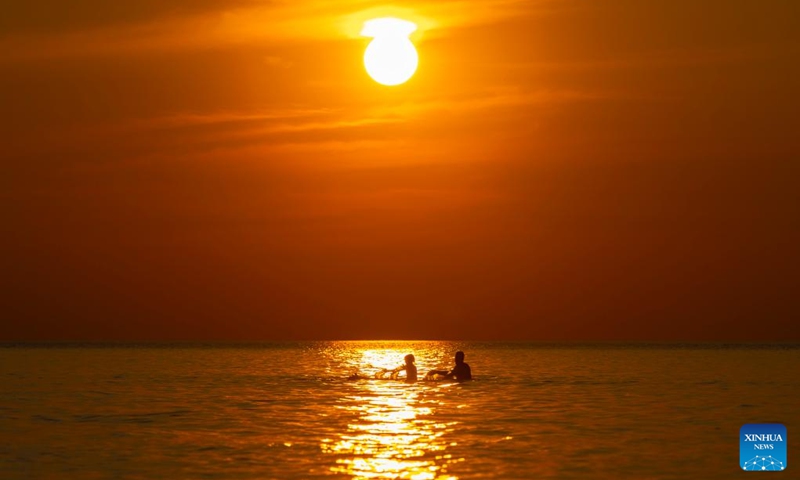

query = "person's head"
[455, 351, 465, 364]
[405, 354, 415, 365]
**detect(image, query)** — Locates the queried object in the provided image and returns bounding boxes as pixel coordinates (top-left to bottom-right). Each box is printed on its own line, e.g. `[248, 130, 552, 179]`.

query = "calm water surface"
[1, 342, 798, 479]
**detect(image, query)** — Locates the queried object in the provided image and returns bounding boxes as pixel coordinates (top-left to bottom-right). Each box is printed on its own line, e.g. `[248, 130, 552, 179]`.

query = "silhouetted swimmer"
[348, 354, 417, 382]
[389, 354, 418, 383]
[426, 351, 472, 382]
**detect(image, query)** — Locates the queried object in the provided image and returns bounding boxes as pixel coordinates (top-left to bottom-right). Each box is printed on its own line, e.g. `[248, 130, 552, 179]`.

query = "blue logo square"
[741, 424, 787, 471]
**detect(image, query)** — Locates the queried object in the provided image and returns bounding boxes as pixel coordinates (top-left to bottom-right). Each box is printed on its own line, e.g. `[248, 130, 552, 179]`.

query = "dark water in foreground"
[1, 342, 798, 479]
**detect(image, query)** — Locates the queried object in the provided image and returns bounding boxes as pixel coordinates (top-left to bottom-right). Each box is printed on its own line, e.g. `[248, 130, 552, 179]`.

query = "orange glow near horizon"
[1, 1, 799, 342]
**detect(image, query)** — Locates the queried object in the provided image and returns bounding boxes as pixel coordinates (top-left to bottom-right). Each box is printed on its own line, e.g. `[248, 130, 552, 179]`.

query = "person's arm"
[389, 365, 405, 379]
[425, 369, 449, 380]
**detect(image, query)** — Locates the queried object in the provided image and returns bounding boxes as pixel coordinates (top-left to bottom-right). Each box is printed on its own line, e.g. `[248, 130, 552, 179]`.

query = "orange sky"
[2, 0, 799, 341]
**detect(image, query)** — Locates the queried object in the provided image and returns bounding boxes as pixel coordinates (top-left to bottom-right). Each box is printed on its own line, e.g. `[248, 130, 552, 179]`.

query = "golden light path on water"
[4, 344, 799, 479]
[321, 347, 464, 479]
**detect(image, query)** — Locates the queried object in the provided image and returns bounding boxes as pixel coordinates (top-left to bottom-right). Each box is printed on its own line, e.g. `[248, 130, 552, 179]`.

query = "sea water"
[1, 342, 798, 479]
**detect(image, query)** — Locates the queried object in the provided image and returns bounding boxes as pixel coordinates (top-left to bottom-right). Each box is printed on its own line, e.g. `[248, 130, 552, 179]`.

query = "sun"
[361, 18, 418, 86]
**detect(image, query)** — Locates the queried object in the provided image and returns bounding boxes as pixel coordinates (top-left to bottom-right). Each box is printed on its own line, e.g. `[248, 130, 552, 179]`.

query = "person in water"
[389, 354, 418, 383]
[348, 354, 417, 382]
[426, 351, 472, 381]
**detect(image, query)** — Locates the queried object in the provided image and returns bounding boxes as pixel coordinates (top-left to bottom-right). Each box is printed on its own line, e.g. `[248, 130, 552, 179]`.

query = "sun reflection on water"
[321, 345, 462, 479]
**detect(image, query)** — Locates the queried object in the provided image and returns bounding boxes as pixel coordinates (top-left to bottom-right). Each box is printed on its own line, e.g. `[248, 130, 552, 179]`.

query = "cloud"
[0, 0, 557, 62]
[0, 0, 264, 36]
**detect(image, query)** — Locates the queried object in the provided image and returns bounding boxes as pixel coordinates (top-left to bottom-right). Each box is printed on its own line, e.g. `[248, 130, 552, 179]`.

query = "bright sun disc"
[362, 18, 418, 86]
